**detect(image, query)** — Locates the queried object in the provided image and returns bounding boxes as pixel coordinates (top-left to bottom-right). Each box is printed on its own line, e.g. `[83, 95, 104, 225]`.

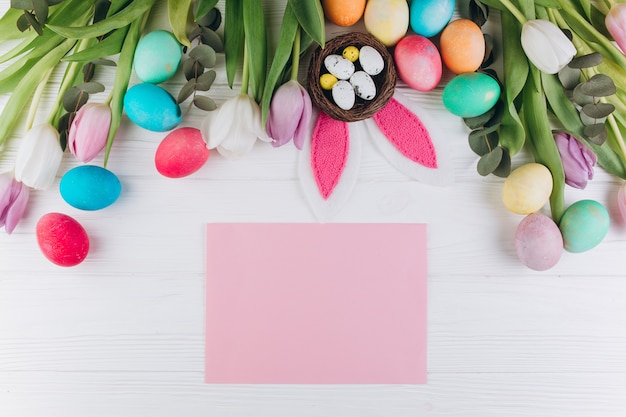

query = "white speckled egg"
[324, 54, 355, 80]
[359, 45, 384, 75]
[332, 80, 356, 110]
[350, 71, 376, 100]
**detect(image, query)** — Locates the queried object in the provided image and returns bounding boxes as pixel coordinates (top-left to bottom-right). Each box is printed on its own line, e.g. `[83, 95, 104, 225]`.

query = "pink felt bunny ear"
[298, 109, 362, 220]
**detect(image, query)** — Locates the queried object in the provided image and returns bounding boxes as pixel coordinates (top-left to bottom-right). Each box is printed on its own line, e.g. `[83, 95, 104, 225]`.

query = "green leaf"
[189, 44, 216, 68]
[47, 0, 157, 39]
[287, 0, 325, 47]
[193, 95, 217, 111]
[10, 0, 35, 10]
[196, 69, 216, 91]
[261, 3, 299, 125]
[0, 58, 36, 94]
[581, 102, 615, 119]
[542, 71, 585, 138]
[584, 123, 607, 145]
[77, 81, 106, 94]
[0, 7, 30, 41]
[492, 147, 512, 178]
[568, 52, 602, 69]
[183, 58, 204, 80]
[177, 79, 196, 103]
[469, 129, 499, 156]
[195, 0, 219, 20]
[243, 0, 267, 102]
[32, 0, 49, 25]
[62, 86, 89, 112]
[63, 25, 129, 62]
[168, 0, 192, 47]
[477, 146, 504, 176]
[16, 13, 30, 32]
[200, 27, 223, 52]
[579, 74, 616, 97]
[224, 0, 244, 88]
[24, 11, 43, 35]
[463, 104, 497, 129]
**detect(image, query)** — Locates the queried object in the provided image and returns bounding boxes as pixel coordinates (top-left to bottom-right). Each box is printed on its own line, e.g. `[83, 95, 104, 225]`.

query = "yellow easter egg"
[320, 73, 338, 90]
[342, 45, 359, 62]
[364, 0, 410, 47]
[502, 163, 553, 214]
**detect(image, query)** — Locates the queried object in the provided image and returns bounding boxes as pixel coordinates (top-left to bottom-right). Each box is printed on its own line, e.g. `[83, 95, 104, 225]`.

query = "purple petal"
[266, 81, 305, 147]
[293, 87, 312, 150]
[5, 183, 29, 234]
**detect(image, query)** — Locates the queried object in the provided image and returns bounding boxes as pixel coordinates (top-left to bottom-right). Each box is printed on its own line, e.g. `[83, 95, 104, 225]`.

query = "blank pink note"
[205, 223, 427, 384]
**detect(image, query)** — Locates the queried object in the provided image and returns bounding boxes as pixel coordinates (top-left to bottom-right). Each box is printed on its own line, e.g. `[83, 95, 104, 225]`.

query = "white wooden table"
[2, 1, 626, 415]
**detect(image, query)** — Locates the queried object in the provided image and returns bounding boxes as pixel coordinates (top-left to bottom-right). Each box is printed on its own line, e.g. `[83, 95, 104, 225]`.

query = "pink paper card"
[205, 223, 427, 384]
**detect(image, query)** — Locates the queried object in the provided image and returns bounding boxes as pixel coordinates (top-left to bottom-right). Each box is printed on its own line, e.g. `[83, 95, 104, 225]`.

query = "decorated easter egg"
[324, 54, 355, 80]
[36, 213, 89, 267]
[439, 19, 485, 74]
[350, 71, 376, 100]
[410, 0, 455, 37]
[502, 163, 553, 215]
[124, 83, 182, 131]
[559, 199, 610, 253]
[394, 35, 442, 92]
[155, 127, 210, 178]
[442, 72, 500, 117]
[514, 213, 563, 271]
[364, 0, 409, 46]
[359, 45, 384, 75]
[332, 80, 356, 110]
[342, 45, 359, 62]
[133, 30, 182, 84]
[322, 0, 366, 26]
[320, 73, 338, 90]
[60, 165, 121, 210]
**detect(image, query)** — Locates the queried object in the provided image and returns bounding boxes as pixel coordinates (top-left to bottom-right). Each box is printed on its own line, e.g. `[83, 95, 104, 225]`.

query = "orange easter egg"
[322, 0, 366, 27]
[439, 19, 485, 74]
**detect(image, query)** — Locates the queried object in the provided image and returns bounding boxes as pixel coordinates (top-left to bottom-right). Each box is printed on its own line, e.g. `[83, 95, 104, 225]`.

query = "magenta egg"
[155, 127, 210, 178]
[514, 213, 563, 271]
[393, 34, 442, 92]
[36, 213, 90, 267]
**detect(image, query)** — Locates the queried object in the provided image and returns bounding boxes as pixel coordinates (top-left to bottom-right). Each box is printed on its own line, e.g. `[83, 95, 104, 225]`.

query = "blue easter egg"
[410, 0, 455, 37]
[124, 83, 182, 131]
[133, 30, 182, 84]
[442, 72, 501, 118]
[60, 165, 121, 211]
[559, 200, 610, 253]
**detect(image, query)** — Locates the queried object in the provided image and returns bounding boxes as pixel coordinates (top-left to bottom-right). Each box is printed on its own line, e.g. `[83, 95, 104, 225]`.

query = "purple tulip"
[68, 103, 112, 163]
[0, 172, 30, 234]
[554, 132, 597, 189]
[266, 80, 312, 150]
[606, 3, 626, 55]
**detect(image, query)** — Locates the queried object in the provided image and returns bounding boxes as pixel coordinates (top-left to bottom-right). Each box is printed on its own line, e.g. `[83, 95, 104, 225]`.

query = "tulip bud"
[521, 20, 577, 74]
[266, 80, 312, 150]
[0, 172, 30, 234]
[554, 132, 597, 189]
[14, 124, 63, 190]
[606, 3, 626, 55]
[68, 103, 112, 163]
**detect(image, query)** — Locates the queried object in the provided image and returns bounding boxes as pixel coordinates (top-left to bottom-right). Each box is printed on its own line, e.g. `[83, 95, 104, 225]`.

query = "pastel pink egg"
[155, 127, 210, 178]
[393, 34, 442, 92]
[514, 213, 563, 271]
[36, 213, 90, 267]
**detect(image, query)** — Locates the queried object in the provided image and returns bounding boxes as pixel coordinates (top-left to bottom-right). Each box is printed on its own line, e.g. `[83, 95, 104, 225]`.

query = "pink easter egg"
[514, 213, 563, 271]
[155, 127, 210, 178]
[36, 213, 90, 267]
[394, 34, 442, 92]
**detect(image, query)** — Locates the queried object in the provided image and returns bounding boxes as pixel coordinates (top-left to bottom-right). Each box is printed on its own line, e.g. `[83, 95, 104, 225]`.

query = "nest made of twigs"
[307, 32, 397, 122]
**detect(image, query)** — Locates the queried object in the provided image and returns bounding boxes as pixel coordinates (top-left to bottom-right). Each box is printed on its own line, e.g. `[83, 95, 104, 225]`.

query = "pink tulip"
[68, 103, 112, 162]
[266, 80, 312, 150]
[606, 3, 626, 54]
[554, 132, 597, 189]
[0, 172, 30, 234]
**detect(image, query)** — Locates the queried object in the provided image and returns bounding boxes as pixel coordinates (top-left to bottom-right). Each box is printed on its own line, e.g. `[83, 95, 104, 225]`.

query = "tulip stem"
[241, 43, 250, 95]
[290, 28, 301, 81]
[498, 0, 528, 25]
[26, 68, 54, 131]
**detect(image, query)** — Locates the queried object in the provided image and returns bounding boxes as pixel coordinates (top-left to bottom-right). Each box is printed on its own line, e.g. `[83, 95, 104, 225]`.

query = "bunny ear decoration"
[298, 109, 362, 221]
[364, 90, 455, 186]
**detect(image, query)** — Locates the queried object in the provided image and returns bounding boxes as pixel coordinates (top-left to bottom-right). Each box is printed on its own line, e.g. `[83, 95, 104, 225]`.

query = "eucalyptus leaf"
[62, 87, 89, 112]
[177, 79, 196, 103]
[287, 0, 325, 47]
[584, 123, 607, 144]
[492, 147, 512, 178]
[579, 74, 616, 97]
[469, 123, 500, 140]
[190, 43, 216, 67]
[572, 83, 594, 106]
[193, 95, 217, 111]
[83, 62, 95, 81]
[196, 69, 216, 91]
[200, 27, 223, 52]
[77, 81, 106, 94]
[24, 11, 43, 35]
[32, 0, 49, 26]
[168, 0, 192, 47]
[16, 13, 29, 32]
[10, 0, 34, 10]
[581, 102, 615, 119]
[558, 65, 581, 90]
[243, 0, 267, 102]
[183, 58, 204, 80]
[568, 52, 602, 69]
[224, 0, 243, 88]
[63, 25, 129, 62]
[463, 104, 497, 129]
[477, 146, 504, 176]
[91, 58, 116, 66]
[468, 129, 499, 156]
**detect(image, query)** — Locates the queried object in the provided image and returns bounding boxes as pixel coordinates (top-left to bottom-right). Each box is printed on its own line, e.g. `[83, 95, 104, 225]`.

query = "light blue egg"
[559, 199, 610, 253]
[60, 165, 121, 211]
[442, 73, 500, 118]
[124, 83, 182, 131]
[133, 30, 182, 84]
[410, 0, 455, 37]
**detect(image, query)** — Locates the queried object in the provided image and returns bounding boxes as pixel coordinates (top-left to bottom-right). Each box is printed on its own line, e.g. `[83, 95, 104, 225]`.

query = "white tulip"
[521, 19, 577, 74]
[14, 124, 63, 190]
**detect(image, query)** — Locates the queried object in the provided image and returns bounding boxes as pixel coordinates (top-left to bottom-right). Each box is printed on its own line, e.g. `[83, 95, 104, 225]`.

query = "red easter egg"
[36, 213, 90, 267]
[155, 127, 210, 178]
[394, 34, 442, 92]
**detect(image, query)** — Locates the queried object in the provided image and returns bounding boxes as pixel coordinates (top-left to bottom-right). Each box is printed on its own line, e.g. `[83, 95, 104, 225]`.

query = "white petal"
[15, 124, 63, 190]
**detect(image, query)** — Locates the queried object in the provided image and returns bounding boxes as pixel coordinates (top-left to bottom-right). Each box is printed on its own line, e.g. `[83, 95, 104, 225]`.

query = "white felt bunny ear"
[298, 110, 362, 221]
[364, 91, 454, 186]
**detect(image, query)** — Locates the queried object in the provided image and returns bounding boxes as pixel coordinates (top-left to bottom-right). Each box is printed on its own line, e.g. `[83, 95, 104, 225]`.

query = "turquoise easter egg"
[60, 165, 121, 211]
[410, 0, 455, 37]
[124, 83, 182, 131]
[442, 73, 500, 118]
[559, 199, 610, 253]
[133, 30, 182, 84]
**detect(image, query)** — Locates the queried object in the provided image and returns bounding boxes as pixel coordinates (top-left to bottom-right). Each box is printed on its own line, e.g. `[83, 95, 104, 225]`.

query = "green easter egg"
[559, 199, 610, 253]
[134, 30, 182, 84]
[442, 72, 500, 118]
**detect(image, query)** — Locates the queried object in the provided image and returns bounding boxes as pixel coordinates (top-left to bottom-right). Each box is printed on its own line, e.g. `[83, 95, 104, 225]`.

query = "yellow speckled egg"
[342, 46, 359, 62]
[502, 163, 553, 214]
[320, 73, 338, 90]
[364, 0, 409, 47]
[439, 19, 485, 74]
